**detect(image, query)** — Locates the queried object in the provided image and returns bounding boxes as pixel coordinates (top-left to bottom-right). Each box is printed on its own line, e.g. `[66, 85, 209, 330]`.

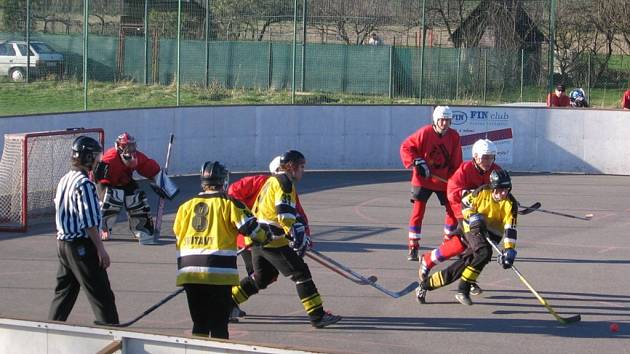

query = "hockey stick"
[305, 251, 378, 285]
[485, 236, 581, 324]
[153, 133, 175, 243]
[307, 248, 418, 298]
[95, 287, 184, 328]
[526, 206, 592, 221]
[517, 202, 542, 215]
[95, 247, 251, 328]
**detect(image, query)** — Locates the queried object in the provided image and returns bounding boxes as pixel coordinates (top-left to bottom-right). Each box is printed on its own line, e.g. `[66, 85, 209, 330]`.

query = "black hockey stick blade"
[558, 314, 581, 324]
[536, 208, 592, 221]
[95, 288, 185, 328]
[518, 202, 542, 215]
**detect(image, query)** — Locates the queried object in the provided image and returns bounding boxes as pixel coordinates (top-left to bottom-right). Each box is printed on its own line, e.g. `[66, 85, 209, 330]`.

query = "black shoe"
[455, 292, 473, 306]
[415, 285, 427, 304]
[311, 312, 342, 328]
[470, 282, 483, 296]
[407, 248, 419, 261]
[229, 304, 246, 323]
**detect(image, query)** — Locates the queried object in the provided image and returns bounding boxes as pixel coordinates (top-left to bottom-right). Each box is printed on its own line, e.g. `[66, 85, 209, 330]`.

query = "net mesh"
[0, 129, 103, 231]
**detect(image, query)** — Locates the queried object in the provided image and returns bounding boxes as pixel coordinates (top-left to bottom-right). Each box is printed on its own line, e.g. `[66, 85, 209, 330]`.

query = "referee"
[48, 136, 119, 325]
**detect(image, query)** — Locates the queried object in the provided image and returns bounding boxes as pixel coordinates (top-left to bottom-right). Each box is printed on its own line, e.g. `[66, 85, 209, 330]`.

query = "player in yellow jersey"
[415, 169, 518, 306]
[173, 161, 272, 339]
[231, 150, 341, 328]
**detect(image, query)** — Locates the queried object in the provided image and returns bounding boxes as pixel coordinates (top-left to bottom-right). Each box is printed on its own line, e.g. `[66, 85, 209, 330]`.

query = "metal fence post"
[301, 0, 307, 92]
[483, 49, 487, 104]
[204, 0, 210, 88]
[455, 47, 461, 101]
[291, 0, 298, 103]
[520, 48, 524, 102]
[144, 0, 149, 85]
[176, 0, 181, 106]
[547, 0, 557, 92]
[419, 0, 426, 104]
[388, 44, 394, 99]
[83, 0, 89, 111]
[26, 0, 30, 83]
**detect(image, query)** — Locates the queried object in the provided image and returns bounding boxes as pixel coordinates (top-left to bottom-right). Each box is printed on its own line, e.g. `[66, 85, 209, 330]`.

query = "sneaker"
[311, 312, 342, 328]
[407, 248, 419, 262]
[415, 285, 427, 304]
[469, 282, 483, 296]
[455, 292, 473, 306]
[229, 304, 246, 323]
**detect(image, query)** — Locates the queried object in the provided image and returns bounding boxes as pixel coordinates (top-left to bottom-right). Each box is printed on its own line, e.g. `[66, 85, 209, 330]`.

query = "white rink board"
[0, 318, 320, 354]
[1, 106, 628, 175]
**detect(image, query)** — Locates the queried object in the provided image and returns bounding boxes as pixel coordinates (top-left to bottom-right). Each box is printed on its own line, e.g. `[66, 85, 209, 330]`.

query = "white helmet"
[472, 139, 497, 158]
[268, 155, 282, 174]
[432, 105, 453, 125]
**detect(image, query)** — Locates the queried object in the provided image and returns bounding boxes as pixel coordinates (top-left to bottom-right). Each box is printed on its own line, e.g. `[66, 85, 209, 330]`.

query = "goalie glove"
[413, 158, 431, 178]
[288, 223, 311, 257]
[497, 248, 517, 269]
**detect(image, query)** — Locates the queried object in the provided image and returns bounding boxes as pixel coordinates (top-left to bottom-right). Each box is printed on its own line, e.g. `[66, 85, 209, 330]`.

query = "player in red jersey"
[400, 106, 463, 261]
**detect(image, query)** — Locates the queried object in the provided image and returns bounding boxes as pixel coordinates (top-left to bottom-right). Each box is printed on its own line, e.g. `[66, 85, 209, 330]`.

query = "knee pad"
[289, 266, 313, 284]
[125, 191, 154, 238]
[101, 187, 124, 231]
[252, 269, 279, 290]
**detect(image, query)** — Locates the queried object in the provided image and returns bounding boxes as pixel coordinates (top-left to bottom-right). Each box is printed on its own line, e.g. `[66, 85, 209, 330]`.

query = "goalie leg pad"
[125, 191, 154, 241]
[101, 187, 125, 232]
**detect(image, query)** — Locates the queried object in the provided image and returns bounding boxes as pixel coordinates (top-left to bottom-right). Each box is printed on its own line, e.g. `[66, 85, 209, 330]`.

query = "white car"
[0, 40, 64, 81]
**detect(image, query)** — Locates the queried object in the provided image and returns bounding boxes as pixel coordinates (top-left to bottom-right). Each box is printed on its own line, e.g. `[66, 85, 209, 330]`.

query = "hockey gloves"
[289, 223, 311, 257]
[468, 213, 486, 236]
[498, 248, 517, 269]
[413, 158, 431, 178]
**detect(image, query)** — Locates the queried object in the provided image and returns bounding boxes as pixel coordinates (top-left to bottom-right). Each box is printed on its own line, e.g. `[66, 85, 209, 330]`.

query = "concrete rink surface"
[0, 171, 629, 353]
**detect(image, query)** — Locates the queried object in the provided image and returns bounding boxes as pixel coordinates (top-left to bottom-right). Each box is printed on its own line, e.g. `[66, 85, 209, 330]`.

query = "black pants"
[48, 238, 119, 324]
[184, 284, 232, 339]
[232, 245, 325, 322]
[425, 231, 495, 292]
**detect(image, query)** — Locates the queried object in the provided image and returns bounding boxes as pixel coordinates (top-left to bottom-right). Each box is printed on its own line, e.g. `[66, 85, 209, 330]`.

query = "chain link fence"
[1, 0, 628, 115]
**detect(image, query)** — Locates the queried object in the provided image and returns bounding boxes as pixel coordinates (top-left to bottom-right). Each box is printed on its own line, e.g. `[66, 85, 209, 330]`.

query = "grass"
[0, 79, 626, 117]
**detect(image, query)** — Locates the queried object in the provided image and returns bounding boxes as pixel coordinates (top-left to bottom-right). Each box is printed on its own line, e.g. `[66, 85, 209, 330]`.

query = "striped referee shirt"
[54, 169, 102, 240]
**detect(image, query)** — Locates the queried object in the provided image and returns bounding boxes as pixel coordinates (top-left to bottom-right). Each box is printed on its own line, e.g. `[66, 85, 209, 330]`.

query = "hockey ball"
[610, 323, 619, 333]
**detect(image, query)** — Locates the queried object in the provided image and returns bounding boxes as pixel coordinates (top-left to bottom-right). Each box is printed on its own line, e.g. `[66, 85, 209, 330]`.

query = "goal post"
[0, 128, 105, 232]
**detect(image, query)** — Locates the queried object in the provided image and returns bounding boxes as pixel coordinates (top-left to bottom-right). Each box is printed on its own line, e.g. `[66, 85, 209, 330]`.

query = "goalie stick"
[486, 236, 581, 324]
[308, 248, 418, 298]
[152, 133, 175, 243]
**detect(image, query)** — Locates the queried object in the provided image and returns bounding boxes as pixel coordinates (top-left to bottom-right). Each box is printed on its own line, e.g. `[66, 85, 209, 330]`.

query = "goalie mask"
[200, 160, 229, 190]
[115, 132, 138, 168]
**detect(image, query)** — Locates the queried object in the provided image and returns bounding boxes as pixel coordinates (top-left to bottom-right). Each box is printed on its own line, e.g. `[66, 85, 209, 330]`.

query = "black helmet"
[200, 161, 228, 187]
[279, 150, 305, 165]
[72, 136, 102, 166]
[489, 169, 512, 190]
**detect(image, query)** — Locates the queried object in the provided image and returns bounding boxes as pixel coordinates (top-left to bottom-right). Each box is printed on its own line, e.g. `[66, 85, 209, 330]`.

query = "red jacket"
[400, 125, 462, 191]
[228, 175, 309, 248]
[621, 89, 630, 109]
[98, 147, 160, 187]
[547, 93, 570, 107]
[447, 160, 501, 219]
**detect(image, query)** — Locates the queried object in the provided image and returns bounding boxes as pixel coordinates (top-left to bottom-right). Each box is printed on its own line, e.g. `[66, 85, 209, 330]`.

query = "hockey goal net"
[0, 128, 104, 232]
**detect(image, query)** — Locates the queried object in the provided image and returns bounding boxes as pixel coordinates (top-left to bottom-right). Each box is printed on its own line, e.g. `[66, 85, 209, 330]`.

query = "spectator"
[367, 32, 383, 46]
[546, 84, 570, 107]
[622, 84, 630, 110]
[569, 88, 589, 108]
